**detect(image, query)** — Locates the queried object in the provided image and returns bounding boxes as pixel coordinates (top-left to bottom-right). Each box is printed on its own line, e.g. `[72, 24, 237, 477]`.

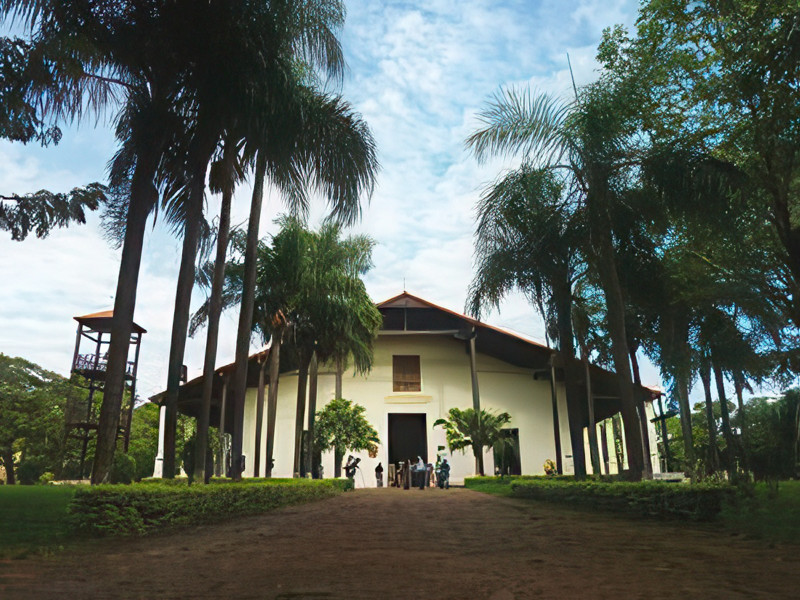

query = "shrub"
[510, 479, 735, 521]
[67, 479, 352, 536]
[16, 458, 46, 485]
[38, 471, 55, 485]
[109, 453, 137, 484]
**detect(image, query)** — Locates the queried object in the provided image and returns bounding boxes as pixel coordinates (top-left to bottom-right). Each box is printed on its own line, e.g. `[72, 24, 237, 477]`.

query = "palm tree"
[227, 86, 379, 480]
[434, 408, 512, 476]
[290, 224, 382, 477]
[466, 84, 646, 479]
[159, 0, 355, 478]
[466, 165, 595, 478]
[192, 217, 311, 477]
[191, 137, 244, 483]
[0, 1, 217, 482]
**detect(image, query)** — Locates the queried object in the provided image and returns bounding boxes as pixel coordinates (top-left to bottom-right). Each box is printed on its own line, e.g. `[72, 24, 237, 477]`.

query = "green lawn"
[0, 485, 77, 558]
[467, 476, 800, 545]
[719, 480, 800, 545]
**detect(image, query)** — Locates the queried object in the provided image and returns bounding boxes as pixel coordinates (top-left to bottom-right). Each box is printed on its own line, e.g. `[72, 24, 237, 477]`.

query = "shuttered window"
[393, 355, 421, 392]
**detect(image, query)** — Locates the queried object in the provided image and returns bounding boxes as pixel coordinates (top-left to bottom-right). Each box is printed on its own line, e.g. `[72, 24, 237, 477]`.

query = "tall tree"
[466, 85, 646, 478]
[290, 224, 381, 476]
[227, 87, 378, 480]
[467, 166, 592, 478]
[601, 2, 800, 324]
[0, 2, 193, 482]
[313, 397, 379, 478]
[191, 138, 243, 483]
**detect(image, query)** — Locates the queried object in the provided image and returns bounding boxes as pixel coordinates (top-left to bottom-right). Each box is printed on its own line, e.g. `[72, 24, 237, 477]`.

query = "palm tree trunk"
[163, 167, 207, 479]
[230, 152, 267, 480]
[590, 220, 644, 480]
[713, 360, 737, 478]
[334, 446, 343, 478]
[629, 346, 655, 479]
[265, 333, 282, 477]
[293, 352, 311, 476]
[554, 282, 587, 479]
[305, 351, 319, 478]
[552, 279, 584, 473]
[253, 357, 268, 478]
[733, 373, 750, 474]
[474, 446, 485, 476]
[334, 355, 343, 399]
[582, 348, 602, 475]
[548, 357, 564, 474]
[699, 358, 719, 472]
[192, 182, 233, 484]
[92, 151, 159, 484]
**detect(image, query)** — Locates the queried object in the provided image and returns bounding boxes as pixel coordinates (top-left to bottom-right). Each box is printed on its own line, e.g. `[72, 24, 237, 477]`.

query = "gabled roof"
[377, 291, 550, 350]
[74, 310, 147, 334]
[377, 291, 554, 371]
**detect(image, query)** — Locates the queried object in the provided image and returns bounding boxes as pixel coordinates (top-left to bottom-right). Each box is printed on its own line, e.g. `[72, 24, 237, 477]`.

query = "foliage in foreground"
[68, 479, 352, 537]
[434, 407, 512, 476]
[314, 398, 379, 477]
[0, 485, 76, 557]
[465, 476, 733, 521]
[509, 479, 734, 521]
[718, 480, 800, 545]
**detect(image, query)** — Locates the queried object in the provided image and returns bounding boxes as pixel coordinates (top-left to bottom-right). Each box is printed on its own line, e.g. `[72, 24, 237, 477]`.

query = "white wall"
[241, 334, 578, 484]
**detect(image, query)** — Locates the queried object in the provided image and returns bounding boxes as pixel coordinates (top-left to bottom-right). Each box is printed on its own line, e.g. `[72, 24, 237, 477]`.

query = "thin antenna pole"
[567, 53, 579, 100]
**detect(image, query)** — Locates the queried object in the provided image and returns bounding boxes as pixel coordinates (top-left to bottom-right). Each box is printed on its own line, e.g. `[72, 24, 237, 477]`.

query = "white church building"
[160, 292, 662, 485]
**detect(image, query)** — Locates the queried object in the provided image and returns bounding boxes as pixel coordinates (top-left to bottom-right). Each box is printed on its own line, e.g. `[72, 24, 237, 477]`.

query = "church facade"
[164, 292, 661, 485]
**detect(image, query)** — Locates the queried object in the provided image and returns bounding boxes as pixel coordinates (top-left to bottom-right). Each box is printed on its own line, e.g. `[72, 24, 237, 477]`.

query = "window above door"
[393, 355, 421, 392]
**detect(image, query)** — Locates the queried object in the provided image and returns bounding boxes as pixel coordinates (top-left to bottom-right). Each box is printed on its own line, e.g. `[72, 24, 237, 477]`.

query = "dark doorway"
[389, 413, 427, 466]
[493, 428, 521, 475]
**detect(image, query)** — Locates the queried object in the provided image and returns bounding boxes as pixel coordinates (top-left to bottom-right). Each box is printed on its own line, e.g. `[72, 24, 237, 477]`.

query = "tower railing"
[72, 353, 135, 377]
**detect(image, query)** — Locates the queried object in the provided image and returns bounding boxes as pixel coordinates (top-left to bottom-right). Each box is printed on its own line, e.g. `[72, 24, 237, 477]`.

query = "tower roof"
[74, 310, 147, 334]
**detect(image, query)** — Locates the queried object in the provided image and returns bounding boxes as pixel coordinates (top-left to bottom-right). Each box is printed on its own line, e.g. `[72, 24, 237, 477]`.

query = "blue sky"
[0, 0, 667, 400]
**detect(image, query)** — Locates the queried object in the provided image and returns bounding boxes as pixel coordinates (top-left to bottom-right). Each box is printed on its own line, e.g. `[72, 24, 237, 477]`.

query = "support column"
[218, 377, 228, 477]
[467, 328, 483, 475]
[468, 329, 481, 413]
[152, 404, 167, 478]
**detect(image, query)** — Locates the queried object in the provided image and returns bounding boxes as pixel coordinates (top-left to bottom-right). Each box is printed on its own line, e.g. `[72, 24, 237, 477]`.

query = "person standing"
[416, 456, 426, 490]
[438, 458, 450, 489]
[375, 462, 384, 487]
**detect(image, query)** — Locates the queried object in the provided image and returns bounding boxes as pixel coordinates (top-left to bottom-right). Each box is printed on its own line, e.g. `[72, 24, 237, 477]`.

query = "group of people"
[381, 456, 450, 490]
[344, 454, 450, 489]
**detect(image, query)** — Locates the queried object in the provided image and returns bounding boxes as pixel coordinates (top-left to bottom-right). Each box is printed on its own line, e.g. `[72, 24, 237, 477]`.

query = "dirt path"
[1, 488, 797, 599]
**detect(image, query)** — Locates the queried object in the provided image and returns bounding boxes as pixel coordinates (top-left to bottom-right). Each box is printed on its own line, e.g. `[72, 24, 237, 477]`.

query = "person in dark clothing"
[437, 458, 450, 489]
[416, 456, 426, 490]
[344, 455, 360, 480]
[375, 462, 384, 487]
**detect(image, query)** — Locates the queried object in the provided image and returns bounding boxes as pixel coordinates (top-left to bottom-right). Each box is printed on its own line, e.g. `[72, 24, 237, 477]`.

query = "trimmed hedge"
[509, 479, 735, 521]
[68, 478, 353, 537]
[136, 477, 326, 486]
[465, 475, 618, 489]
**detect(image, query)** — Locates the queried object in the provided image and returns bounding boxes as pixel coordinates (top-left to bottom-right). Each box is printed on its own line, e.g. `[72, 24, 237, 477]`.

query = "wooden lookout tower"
[68, 311, 145, 476]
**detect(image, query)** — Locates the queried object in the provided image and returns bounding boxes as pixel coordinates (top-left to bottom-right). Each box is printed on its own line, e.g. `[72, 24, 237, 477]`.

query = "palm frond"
[466, 86, 573, 167]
